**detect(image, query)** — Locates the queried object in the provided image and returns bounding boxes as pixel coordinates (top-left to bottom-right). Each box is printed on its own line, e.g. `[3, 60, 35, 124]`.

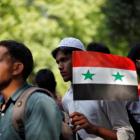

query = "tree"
[1, 0, 123, 95]
[102, 0, 140, 55]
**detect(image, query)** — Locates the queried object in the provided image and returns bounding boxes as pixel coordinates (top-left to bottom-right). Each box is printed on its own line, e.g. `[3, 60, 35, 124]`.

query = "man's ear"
[12, 62, 24, 76]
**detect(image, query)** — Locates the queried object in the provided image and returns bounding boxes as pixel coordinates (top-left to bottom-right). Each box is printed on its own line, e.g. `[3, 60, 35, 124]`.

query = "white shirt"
[62, 86, 135, 140]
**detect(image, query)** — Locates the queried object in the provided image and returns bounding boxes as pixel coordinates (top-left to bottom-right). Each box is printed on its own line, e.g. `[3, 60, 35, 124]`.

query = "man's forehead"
[55, 50, 64, 57]
[56, 50, 71, 58]
[0, 45, 8, 51]
[0, 46, 9, 54]
[56, 53, 71, 64]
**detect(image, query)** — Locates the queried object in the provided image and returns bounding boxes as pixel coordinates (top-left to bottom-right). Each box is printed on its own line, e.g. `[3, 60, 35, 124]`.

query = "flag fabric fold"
[72, 51, 138, 100]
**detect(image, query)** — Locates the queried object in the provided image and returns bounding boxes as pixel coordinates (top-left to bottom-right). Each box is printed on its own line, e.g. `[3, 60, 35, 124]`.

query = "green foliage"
[0, 0, 106, 95]
[102, 0, 140, 55]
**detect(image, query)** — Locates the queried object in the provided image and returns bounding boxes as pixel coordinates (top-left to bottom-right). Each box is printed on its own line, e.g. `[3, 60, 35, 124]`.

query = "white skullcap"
[58, 37, 85, 50]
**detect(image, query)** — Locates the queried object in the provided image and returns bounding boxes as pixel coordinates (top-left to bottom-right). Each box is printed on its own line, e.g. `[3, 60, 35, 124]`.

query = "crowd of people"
[0, 37, 140, 140]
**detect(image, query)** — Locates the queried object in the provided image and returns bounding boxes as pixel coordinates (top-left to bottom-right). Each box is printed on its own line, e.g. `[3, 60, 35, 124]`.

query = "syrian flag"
[72, 51, 139, 100]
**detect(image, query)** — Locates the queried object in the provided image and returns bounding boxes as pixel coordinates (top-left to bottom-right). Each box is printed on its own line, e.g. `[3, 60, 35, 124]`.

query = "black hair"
[128, 43, 140, 77]
[0, 40, 33, 80]
[86, 42, 110, 54]
[51, 47, 82, 59]
[128, 43, 140, 63]
[35, 69, 56, 93]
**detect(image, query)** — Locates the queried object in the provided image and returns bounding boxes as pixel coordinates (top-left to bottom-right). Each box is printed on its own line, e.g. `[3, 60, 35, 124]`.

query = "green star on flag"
[112, 72, 124, 81]
[82, 70, 95, 80]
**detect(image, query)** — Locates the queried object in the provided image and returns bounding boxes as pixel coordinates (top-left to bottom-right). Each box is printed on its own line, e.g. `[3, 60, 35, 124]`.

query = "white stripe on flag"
[73, 67, 138, 85]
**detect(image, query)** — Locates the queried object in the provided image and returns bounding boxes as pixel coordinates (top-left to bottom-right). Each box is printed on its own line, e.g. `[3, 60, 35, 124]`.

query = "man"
[127, 43, 140, 140]
[35, 68, 63, 110]
[35, 68, 57, 97]
[52, 37, 135, 140]
[0, 40, 62, 140]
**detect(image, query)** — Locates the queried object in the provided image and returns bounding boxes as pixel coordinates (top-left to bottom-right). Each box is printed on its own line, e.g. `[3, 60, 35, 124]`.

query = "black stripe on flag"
[73, 84, 138, 100]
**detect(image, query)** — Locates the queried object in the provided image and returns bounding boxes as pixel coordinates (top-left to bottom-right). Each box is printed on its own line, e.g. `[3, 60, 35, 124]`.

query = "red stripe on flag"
[72, 51, 136, 70]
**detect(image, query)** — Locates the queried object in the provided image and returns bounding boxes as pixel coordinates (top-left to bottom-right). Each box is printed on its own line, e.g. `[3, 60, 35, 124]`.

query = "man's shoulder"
[18, 86, 56, 110]
[27, 91, 54, 103]
[25, 91, 58, 116]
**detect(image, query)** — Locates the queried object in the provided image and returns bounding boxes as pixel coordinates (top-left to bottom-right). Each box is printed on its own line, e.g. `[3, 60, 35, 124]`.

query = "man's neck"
[1, 79, 25, 102]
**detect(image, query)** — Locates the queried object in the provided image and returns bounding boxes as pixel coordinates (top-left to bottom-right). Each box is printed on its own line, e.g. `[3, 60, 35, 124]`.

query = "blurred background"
[0, 0, 140, 96]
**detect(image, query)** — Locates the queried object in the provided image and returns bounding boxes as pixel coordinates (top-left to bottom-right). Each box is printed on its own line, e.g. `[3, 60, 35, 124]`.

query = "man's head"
[52, 37, 85, 82]
[128, 43, 140, 76]
[87, 42, 110, 54]
[0, 40, 33, 82]
[35, 68, 56, 93]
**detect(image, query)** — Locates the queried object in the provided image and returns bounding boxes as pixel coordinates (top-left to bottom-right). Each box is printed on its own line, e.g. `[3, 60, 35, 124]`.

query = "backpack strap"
[12, 86, 53, 139]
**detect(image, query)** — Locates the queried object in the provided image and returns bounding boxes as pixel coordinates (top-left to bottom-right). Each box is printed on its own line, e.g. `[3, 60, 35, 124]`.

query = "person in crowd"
[0, 40, 62, 140]
[35, 68, 62, 109]
[35, 69, 73, 140]
[35, 69, 57, 97]
[52, 37, 135, 140]
[126, 43, 140, 140]
[86, 41, 110, 54]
